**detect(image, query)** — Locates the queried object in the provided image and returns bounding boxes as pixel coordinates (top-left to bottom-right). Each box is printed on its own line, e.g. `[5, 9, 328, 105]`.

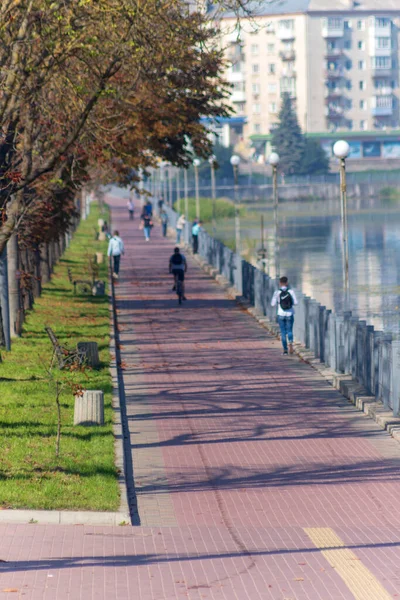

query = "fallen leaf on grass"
[294, 578, 304, 582]
[3, 590, 19, 593]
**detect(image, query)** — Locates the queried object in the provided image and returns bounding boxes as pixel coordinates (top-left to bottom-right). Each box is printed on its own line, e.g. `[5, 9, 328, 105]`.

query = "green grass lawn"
[0, 204, 120, 511]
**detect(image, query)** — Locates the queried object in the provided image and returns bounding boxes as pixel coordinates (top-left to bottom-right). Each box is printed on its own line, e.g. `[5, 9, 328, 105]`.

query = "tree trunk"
[7, 233, 21, 338]
[40, 243, 50, 284]
[33, 245, 41, 298]
[0, 248, 11, 350]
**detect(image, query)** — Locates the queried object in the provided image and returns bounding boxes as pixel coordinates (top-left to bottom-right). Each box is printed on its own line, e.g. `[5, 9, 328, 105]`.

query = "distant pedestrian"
[271, 276, 298, 355]
[107, 230, 125, 279]
[176, 214, 186, 244]
[161, 210, 168, 237]
[144, 200, 153, 217]
[192, 220, 201, 254]
[158, 197, 164, 213]
[141, 212, 153, 242]
[127, 198, 135, 220]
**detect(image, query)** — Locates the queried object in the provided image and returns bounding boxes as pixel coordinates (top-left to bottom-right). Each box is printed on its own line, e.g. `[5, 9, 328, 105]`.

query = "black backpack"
[171, 253, 183, 266]
[279, 289, 293, 310]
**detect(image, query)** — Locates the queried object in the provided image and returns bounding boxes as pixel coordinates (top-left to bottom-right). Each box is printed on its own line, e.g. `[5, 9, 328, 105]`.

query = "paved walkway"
[1, 194, 400, 599]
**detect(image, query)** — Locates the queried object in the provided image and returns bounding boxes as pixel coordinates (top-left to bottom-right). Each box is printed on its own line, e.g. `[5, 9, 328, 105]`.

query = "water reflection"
[231, 197, 400, 335]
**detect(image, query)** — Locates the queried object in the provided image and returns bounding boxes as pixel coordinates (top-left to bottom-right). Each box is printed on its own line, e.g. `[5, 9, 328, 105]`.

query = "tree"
[271, 94, 305, 175]
[299, 138, 330, 175]
[0, 1, 231, 255]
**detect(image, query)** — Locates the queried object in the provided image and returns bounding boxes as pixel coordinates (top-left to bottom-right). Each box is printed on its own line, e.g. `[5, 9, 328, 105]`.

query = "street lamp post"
[184, 169, 189, 244]
[208, 155, 217, 235]
[230, 154, 242, 294]
[176, 169, 181, 214]
[333, 140, 350, 310]
[268, 152, 280, 283]
[193, 159, 201, 220]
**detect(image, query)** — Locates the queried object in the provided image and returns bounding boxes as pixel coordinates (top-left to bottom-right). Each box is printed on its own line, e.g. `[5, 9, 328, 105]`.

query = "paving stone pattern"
[1, 196, 400, 599]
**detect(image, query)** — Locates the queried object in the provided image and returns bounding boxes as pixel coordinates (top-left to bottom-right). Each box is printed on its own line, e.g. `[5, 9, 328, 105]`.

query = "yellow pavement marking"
[304, 528, 392, 600]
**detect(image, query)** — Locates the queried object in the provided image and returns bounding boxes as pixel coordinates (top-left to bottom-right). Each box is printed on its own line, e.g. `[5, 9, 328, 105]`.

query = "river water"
[217, 196, 400, 336]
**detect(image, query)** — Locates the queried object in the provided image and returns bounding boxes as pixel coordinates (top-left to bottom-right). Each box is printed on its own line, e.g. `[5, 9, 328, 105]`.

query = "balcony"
[280, 89, 296, 99]
[372, 67, 392, 78]
[375, 87, 392, 95]
[325, 106, 345, 118]
[372, 106, 393, 116]
[370, 19, 392, 37]
[324, 88, 345, 100]
[372, 97, 393, 116]
[322, 23, 344, 38]
[231, 90, 246, 103]
[279, 49, 295, 61]
[325, 68, 344, 79]
[325, 48, 344, 59]
[282, 67, 296, 77]
[277, 28, 295, 40]
[370, 43, 392, 58]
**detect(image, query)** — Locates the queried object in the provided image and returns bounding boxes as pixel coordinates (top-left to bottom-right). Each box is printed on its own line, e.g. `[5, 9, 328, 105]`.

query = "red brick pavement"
[1, 194, 400, 599]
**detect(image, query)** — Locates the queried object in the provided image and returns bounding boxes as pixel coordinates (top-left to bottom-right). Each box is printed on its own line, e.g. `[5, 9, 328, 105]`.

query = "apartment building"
[216, 0, 400, 164]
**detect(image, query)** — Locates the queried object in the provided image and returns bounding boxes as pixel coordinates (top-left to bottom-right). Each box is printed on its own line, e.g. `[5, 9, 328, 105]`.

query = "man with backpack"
[169, 247, 187, 300]
[271, 276, 298, 355]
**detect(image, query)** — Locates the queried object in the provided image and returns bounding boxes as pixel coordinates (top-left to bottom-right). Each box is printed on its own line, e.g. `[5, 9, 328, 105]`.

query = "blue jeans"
[113, 254, 121, 275]
[278, 316, 294, 352]
[176, 228, 182, 244]
[144, 226, 151, 240]
[162, 223, 167, 237]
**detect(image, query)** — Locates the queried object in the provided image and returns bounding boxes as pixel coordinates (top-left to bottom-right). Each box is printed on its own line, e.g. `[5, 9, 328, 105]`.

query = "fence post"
[391, 340, 400, 416]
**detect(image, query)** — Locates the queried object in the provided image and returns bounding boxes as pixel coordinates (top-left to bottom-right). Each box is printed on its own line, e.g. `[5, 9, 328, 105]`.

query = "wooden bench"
[67, 267, 93, 295]
[45, 326, 85, 369]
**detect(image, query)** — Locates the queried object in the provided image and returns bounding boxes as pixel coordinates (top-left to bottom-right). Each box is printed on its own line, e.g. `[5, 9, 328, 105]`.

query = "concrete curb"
[190, 247, 400, 447]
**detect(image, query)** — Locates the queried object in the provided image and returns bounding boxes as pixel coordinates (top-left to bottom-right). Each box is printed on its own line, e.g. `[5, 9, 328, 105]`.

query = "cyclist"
[169, 247, 187, 300]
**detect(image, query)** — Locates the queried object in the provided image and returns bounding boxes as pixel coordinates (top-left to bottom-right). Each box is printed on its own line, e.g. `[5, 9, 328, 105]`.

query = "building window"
[253, 103, 261, 113]
[251, 44, 259, 55]
[327, 17, 343, 29]
[344, 20, 351, 30]
[253, 123, 261, 133]
[360, 120, 367, 130]
[358, 41, 365, 50]
[232, 62, 242, 73]
[252, 83, 260, 94]
[344, 40, 351, 49]
[232, 81, 245, 91]
[266, 22, 275, 34]
[345, 60, 352, 70]
[375, 17, 390, 28]
[235, 102, 245, 113]
[357, 20, 365, 30]
[359, 80, 366, 90]
[252, 64, 260, 74]
[268, 63, 276, 74]
[346, 80, 352, 90]
[279, 19, 294, 31]
[269, 103, 277, 113]
[358, 60, 366, 70]
[267, 43, 275, 54]
[348, 120, 353, 130]
[372, 56, 392, 70]
[360, 99, 367, 110]
[268, 83, 277, 93]
[376, 37, 391, 49]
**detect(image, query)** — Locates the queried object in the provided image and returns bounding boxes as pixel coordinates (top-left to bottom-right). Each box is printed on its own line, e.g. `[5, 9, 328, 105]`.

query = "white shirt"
[127, 200, 134, 210]
[271, 288, 298, 317]
[107, 236, 124, 257]
[176, 215, 186, 230]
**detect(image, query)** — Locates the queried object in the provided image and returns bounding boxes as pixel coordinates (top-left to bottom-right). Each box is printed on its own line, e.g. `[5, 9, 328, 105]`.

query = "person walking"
[107, 230, 125, 279]
[192, 219, 201, 254]
[176, 214, 186, 244]
[158, 197, 164, 213]
[271, 276, 298, 355]
[144, 200, 153, 217]
[161, 210, 168, 237]
[127, 197, 135, 220]
[141, 211, 153, 242]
